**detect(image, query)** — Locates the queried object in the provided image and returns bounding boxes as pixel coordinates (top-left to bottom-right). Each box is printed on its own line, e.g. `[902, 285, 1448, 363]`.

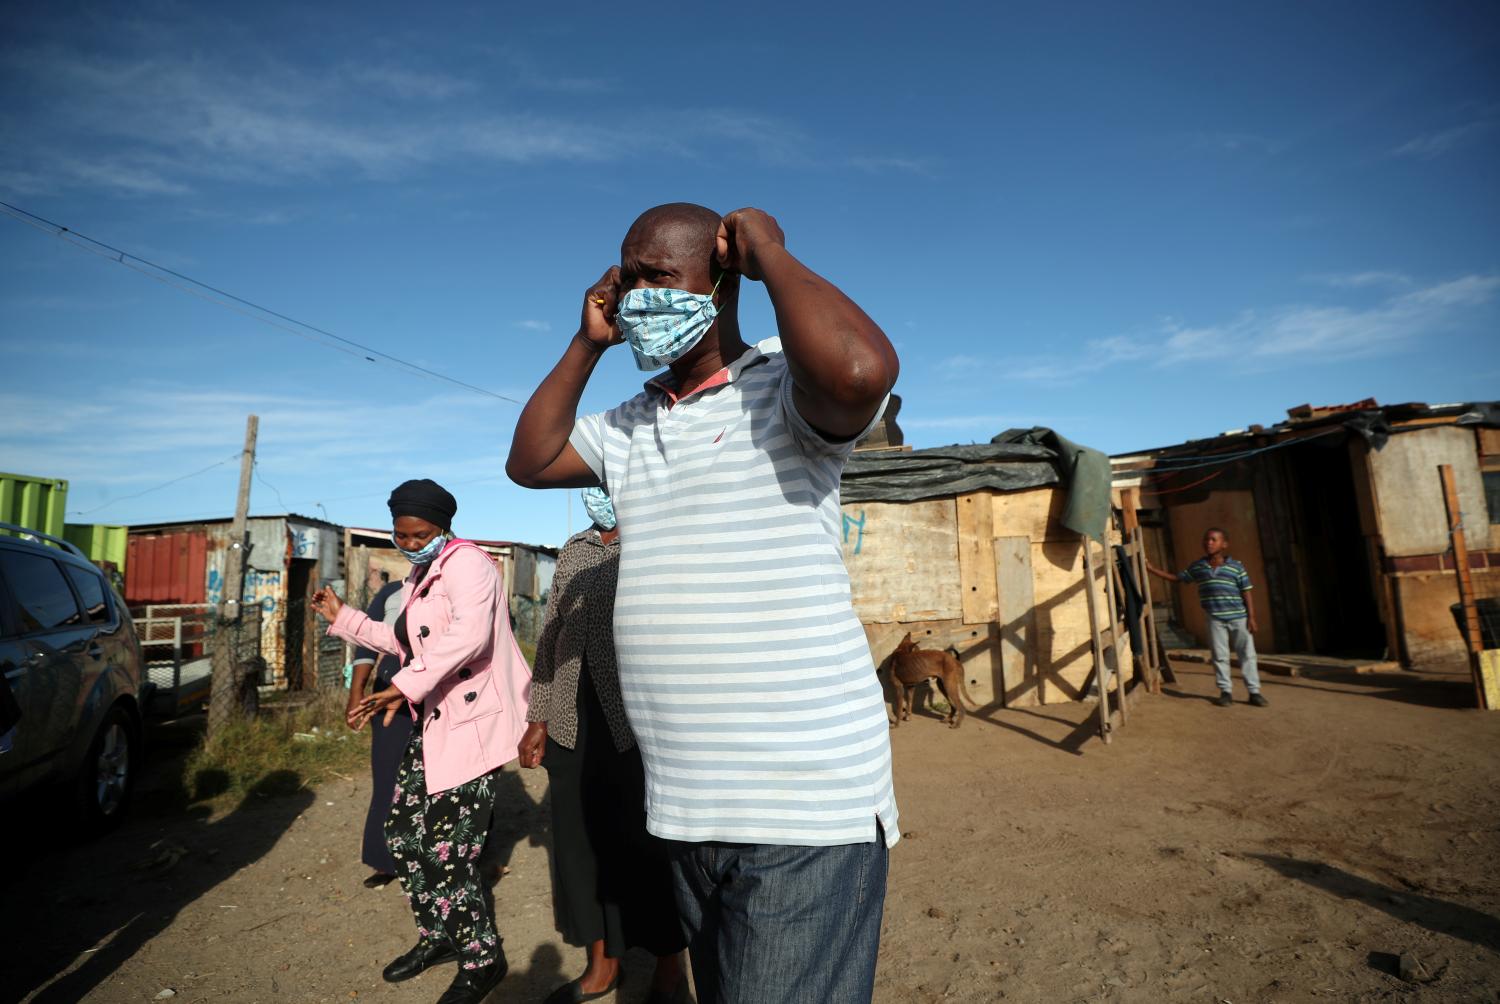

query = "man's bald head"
[625, 203, 721, 258]
[619, 202, 728, 298]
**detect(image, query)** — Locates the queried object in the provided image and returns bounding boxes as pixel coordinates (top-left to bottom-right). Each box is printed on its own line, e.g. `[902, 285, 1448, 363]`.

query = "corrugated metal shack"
[126, 514, 345, 688]
[1114, 401, 1500, 674]
[341, 527, 557, 652]
[839, 439, 1119, 707]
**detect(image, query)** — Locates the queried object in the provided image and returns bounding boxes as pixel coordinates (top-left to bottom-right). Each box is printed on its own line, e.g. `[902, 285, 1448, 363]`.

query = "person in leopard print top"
[518, 488, 687, 1004]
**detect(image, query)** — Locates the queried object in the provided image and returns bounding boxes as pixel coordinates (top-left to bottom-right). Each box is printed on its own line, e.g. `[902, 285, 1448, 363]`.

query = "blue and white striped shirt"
[569, 338, 899, 848]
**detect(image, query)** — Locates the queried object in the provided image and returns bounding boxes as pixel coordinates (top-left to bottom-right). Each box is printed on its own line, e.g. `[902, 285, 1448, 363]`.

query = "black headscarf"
[387, 479, 457, 531]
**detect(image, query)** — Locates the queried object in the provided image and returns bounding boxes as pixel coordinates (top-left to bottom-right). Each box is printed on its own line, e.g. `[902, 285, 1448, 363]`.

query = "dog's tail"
[945, 646, 983, 710]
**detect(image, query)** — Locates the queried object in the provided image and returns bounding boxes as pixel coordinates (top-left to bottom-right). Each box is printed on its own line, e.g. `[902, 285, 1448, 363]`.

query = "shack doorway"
[1285, 444, 1385, 657]
[284, 558, 316, 689]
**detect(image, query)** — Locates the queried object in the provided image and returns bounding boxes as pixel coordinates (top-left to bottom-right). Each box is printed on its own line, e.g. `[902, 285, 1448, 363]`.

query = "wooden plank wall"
[842, 487, 1111, 708]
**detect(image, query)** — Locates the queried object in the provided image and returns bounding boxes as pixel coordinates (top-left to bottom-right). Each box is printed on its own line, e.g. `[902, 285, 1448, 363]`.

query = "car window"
[0, 550, 85, 633]
[64, 564, 113, 626]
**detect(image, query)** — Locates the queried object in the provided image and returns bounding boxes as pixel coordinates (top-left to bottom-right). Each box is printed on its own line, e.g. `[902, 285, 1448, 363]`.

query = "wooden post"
[1081, 533, 1111, 742]
[1102, 538, 1128, 726]
[1121, 489, 1163, 693]
[1439, 464, 1488, 709]
[209, 415, 257, 736]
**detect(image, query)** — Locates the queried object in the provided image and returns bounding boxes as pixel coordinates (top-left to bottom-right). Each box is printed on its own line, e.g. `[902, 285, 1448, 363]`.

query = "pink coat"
[328, 540, 531, 794]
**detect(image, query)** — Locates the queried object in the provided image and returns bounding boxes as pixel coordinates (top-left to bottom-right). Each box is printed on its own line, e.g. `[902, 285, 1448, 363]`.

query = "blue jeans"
[668, 828, 888, 1004]
[1209, 617, 1260, 694]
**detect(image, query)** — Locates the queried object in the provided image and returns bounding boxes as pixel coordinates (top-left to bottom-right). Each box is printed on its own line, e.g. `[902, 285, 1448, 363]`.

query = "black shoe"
[436, 954, 509, 1004]
[382, 940, 458, 983]
[1214, 691, 1233, 707]
[1249, 692, 1269, 707]
[543, 969, 624, 1004]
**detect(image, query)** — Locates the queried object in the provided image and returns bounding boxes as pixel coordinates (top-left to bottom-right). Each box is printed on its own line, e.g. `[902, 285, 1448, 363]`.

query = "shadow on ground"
[1247, 853, 1500, 955]
[1, 762, 314, 1003]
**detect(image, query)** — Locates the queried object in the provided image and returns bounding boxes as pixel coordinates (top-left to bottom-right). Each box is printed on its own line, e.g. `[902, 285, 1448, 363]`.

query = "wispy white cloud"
[342, 64, 476, 101]
[1391, 119, 1496, 159]
[1158, 275, 1499, 362]
[934, 275, 1499, 384]
[1307, 270, 1413, 289]
[0, 385, 514, 503]
[0, 43, 930, 197]
[848, 154, 939, 177]
[1189, 132, 1283, 156]
[514, 320, 552, 332]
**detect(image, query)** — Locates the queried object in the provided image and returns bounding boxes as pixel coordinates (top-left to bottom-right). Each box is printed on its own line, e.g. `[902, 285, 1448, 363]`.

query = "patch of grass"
[184, 690, 371, 808]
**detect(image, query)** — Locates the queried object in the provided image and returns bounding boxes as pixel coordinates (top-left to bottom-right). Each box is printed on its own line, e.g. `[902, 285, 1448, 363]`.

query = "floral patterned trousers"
[385, 727, 502, 970]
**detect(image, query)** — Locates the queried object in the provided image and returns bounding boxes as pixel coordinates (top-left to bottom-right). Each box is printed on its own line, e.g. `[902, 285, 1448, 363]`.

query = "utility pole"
[209, 415, 258, 736]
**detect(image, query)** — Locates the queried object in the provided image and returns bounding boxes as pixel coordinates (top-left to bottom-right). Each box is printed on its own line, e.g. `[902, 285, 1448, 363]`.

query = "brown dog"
[877, 632, 980, 728]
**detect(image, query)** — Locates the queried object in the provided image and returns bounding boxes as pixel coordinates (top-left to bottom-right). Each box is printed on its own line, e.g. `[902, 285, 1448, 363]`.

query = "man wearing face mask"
[507, 205, 901, 1004]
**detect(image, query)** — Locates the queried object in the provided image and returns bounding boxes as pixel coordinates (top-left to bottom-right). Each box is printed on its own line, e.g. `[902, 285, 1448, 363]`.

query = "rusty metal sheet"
[125, 531, 207, 607]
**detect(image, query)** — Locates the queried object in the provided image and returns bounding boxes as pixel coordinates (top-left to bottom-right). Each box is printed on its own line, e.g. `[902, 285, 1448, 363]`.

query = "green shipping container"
[64, 523, 129, 572]
[0, 471, 69, 538]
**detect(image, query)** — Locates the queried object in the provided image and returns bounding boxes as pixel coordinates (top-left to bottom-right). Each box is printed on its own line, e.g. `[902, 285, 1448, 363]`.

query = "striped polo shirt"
[569, 337, 899, 848]
[1179, 557, 1253, 621]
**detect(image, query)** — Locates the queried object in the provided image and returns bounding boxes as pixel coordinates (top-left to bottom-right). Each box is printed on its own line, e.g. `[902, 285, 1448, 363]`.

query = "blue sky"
[2, 1, 1497, 547]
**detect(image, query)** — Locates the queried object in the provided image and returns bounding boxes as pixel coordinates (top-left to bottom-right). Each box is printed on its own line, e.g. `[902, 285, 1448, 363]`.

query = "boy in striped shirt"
[1148, 527, 1268, 708]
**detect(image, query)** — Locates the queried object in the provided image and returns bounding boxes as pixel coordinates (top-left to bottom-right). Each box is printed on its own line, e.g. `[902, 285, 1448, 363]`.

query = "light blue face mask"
[615, 275, 723, 371]
[392, 531, 447, 565]
[581, 487, 617, 531]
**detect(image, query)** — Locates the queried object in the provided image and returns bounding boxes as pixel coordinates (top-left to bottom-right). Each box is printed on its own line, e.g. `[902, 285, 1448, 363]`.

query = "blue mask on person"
[615, 276, 723, 371]
[392, 532, 446, 565]
[581, 487, 617, 531]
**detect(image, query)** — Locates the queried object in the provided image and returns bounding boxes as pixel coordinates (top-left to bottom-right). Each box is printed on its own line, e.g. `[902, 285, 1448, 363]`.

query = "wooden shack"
[341, 527, 558, 652]
[840, 442, 1121, 707]
[1116, 401, 1500, 676]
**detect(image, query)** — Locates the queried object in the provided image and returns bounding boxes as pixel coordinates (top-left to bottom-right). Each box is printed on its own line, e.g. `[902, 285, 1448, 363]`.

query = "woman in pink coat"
[312, 479, 529, 1004]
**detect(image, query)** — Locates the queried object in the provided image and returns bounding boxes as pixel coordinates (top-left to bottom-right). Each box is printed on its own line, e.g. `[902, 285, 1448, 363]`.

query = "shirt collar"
[645, 340, 771, 408]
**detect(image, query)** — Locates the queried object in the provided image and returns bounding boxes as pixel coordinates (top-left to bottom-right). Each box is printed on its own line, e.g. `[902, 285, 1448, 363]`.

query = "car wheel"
[75, 705, 139, 834]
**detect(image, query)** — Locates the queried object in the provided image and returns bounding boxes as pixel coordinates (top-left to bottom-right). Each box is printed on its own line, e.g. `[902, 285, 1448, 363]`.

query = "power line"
[253, 460, 290, 512]
[1138, 427, 1345, 473]
[0, 199, 522, 405]
[67, 451, 244, 517]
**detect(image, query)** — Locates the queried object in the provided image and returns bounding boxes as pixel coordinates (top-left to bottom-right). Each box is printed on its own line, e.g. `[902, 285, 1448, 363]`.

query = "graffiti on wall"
[290, 526, 321, 559]
[841, 510, 866, 556]
[207, 567, 281, 613]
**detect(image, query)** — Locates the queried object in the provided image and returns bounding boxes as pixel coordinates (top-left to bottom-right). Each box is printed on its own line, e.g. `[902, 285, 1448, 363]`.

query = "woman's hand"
[345, 690, 364, 730]
[350, 685, 405, 730]
[517, 722, 547, 768]
[310, 587, 344, 621]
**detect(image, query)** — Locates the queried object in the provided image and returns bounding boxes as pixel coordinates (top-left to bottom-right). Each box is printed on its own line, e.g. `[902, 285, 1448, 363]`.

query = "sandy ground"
[6, 659, 1500, 1004]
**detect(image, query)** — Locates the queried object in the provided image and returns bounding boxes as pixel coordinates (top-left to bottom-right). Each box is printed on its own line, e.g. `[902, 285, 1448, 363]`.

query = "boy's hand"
[1247, 617, 1259, 634]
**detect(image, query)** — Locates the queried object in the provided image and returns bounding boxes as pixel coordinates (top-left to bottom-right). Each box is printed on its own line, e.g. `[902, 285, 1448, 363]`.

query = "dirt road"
[8, 661, 1500, 1003]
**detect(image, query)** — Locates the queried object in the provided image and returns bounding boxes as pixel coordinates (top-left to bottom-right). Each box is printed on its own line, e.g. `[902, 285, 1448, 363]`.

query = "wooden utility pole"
[209, 415, 258, 735]
[1439, 464, 1489, 709]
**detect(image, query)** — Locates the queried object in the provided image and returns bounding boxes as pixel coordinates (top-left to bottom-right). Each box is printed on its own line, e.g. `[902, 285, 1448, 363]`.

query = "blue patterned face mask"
[581, 487, 617, 531]
[616, 275, 722, 371]
[392, 532, 446, 565]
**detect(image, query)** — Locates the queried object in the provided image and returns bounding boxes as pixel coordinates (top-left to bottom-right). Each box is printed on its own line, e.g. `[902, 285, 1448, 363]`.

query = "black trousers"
[362, 690, 414, 873]
[386, 728, 504, 968]
[543, 664, 685, 959]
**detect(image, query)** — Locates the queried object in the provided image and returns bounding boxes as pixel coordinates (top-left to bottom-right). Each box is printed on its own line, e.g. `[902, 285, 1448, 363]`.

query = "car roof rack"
[0, 521, 90, 561]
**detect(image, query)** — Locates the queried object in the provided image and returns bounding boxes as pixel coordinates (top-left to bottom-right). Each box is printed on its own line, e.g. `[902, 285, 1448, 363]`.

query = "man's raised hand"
[578, 266, 624, 350]
[716, 208, 786, 282]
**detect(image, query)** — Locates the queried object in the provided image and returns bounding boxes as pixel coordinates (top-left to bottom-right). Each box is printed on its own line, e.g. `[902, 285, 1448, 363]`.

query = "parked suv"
[0, 523, 148, 834]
